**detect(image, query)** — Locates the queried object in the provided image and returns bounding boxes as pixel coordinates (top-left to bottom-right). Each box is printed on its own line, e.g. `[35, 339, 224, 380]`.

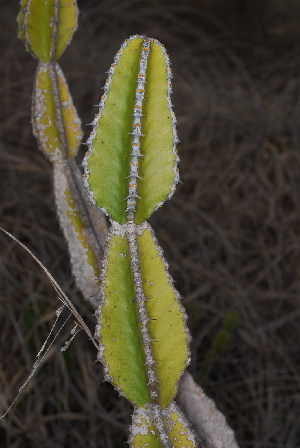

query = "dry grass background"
[1, 0, 300, 447]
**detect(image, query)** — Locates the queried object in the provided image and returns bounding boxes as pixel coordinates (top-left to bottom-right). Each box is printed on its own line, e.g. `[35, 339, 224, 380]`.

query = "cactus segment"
[32, 62, 82, 162]
[18, 0, 107, 306]
[96, 223, 190, 408]
[83, 35, 179, 224]
[17, 0, 78, 62]
[129, 403, 198, 448]
[96, 228, 151, 406]
[136, 225, 190, 408]
[53, 162, 105, 306]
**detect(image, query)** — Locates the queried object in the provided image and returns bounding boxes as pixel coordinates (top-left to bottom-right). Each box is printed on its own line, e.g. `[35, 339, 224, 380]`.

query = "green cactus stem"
[18, 0, 78, 62]
[53, 161, 106, 305]
[83, 36, 179, 224]
[83, 35, 199, 447]
[32, 62, 82, 161]
[17, 0, 107, 305]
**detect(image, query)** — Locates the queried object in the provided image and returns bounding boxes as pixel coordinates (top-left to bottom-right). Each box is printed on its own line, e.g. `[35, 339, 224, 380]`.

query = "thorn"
[128, 132, 145, 136]
[126, 174, 143, 179]
[143, 361, 159, 366]
[147, 379, 159, 385]
[126, 193, 141, 199]
[126, 195, 137, 200]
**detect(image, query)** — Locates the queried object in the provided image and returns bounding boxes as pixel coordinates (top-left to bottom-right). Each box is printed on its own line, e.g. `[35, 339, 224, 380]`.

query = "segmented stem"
[82, 34, 195, 447]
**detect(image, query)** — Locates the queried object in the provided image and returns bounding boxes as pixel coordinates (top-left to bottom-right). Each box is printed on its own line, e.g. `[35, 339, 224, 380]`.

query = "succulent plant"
[83, 35, 198, 448]
[17, 0, 107, 306]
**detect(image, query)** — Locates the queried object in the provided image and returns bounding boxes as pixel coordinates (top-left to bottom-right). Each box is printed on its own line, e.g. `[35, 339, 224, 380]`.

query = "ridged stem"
[126, 224, 173, 448]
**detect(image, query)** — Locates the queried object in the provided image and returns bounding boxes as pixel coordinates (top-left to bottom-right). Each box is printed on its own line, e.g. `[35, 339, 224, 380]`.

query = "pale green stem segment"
[83, 35, 179, 224]
[17, 0, 78, 62]
[53, 162, 106, 306]
[97, 223, 189, 408]
[130, 403, 199, 448]
[32, 62, 82, 162]
[18, 0, 107, 304]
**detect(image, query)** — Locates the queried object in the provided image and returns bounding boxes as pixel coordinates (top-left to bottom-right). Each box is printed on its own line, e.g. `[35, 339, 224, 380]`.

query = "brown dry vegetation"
[1, 1, 300, 447]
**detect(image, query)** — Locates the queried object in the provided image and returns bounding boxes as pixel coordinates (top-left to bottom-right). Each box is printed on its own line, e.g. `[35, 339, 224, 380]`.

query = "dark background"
[1, 0, 300, 447]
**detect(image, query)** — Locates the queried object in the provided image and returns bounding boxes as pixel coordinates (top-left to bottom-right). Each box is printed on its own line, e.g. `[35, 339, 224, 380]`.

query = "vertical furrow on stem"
[50, 0, 60, 60]
[48, 62, 69, 158]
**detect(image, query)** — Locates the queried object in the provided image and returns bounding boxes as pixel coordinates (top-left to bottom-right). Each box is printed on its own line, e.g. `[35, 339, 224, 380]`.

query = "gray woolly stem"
[66, 158, 107, 254]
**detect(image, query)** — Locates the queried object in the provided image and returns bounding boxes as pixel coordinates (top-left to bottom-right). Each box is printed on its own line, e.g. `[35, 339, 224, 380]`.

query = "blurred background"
[1, 0, 300, 447]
